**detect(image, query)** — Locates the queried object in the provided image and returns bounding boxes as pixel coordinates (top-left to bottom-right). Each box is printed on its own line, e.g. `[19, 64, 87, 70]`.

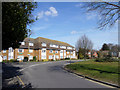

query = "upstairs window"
[60, 46, 66, 49]
[42, 42, 46, 46]
[29, 49, 33, 53]
[21, 42, 25, 45]
[67, 46, 72, 49]
[3, 56, 7, 60]
[3, 50, 6, 53]
[67, 51, 69, 54]
[29, 42, 34, 46]
[55, 50, 58, 53]
[50, 44, 58, 48]
[49, 50, 53, 53]
[60, 50, 63, 53]
[42, 50, 46, 53]
[18, 49, 24, 53]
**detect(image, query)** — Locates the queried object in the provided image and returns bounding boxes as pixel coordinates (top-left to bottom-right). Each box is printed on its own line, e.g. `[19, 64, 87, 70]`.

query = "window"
[64, 50, 66, 54]
[29, 42, 34, 46]
[55, 50, 58, 53]
[29, 56, 33, 60]
[60, 46, 66, 49]
[42, 50, 46, 53]
[3, 50, 6, 53]
[67, 51, 69, 54]
[67, 46, 72, 49]
[56, 55, 59, 59]
[49, 50, 53, 53]
[70, 51, 72, 54]
[50, 44, 58, 48]
[60, 56, 63, 59]
[29, 49, 33, 53]
[60, 50, 63, 53]
[21, 42, 25, 45]
[18, 49, 24, 53]
[9, 47, 13, 52]
[3, 56, 7, 60]
[42, 42, 46, 46]
[17, 56, 24, 61]
[42, 55, 46, 59]
[49, 55, 52, 59]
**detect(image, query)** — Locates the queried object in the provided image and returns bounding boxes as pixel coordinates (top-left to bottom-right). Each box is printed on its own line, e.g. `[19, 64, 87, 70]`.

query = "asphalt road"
[13, 60, 112, 88]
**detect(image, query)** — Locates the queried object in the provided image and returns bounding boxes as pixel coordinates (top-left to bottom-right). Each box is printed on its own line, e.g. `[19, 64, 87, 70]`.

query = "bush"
[42, 59, 48, 62]
[95, 57, 119, 62]
[65, 58, 70, 60]
[9, 59, 14, 62]
[2, 60, 9, 63]
[23, 57, 28, 62]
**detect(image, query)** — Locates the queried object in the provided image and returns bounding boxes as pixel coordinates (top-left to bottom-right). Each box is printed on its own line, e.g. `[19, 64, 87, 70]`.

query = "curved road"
[17, 60, 111, 88]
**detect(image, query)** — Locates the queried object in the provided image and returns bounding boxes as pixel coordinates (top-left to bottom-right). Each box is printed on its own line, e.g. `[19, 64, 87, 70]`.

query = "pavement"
[2, 60, 116, 88]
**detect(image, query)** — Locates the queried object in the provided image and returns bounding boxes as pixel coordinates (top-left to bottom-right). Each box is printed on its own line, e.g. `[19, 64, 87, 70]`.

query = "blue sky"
[27, 2, 118, 50]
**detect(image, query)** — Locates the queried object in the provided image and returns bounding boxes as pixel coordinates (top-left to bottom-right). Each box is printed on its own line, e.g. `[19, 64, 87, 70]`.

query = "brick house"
[1, 37, 77, 61]
[87, 50, 98, 58]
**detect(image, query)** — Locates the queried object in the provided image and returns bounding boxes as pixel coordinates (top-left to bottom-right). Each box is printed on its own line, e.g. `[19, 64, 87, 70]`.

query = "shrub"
[9, 59, 15, 62]
[23, 57, 28, 62]
[2, 60, 9, 63]
[95, 57, 119, 62]
[42, 59, 48, 62]
[65, 58, 70, 60]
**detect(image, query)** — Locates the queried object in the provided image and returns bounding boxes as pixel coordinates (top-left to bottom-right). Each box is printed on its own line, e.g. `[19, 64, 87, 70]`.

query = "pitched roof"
[20, 37, 74, 49]
[35, 37, 73, 47]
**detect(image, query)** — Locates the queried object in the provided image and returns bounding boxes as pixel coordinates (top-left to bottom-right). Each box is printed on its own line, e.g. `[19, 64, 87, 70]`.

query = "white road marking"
[19, 62, 53, 72]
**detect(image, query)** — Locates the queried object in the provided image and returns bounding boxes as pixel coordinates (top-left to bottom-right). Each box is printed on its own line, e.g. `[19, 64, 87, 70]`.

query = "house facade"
[87, 50, 98, 58]
[1, 37, 77, 61]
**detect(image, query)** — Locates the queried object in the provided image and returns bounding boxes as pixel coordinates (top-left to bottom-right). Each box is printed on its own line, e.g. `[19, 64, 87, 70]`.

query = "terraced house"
[2, 37, 77, 61]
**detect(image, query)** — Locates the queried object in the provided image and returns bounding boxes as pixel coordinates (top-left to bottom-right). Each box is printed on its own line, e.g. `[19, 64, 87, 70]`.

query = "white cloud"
[71, 30, 78, 34]
[36, 7, 58, 20]
[45, 11, 51, 16]
[70, 29, 96, 35]
[49, 7, 58, 16]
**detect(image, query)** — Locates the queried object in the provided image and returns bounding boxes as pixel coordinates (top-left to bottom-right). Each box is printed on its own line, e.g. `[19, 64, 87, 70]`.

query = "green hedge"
[95, 57, 119, 62]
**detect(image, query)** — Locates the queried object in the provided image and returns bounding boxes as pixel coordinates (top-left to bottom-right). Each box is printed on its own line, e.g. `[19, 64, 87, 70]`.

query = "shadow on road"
[2, 63, 32, 88]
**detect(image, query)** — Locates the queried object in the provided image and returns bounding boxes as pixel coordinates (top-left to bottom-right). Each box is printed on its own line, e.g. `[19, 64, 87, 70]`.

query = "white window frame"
[29, 56, 33, 60]
[49, 55, 52, 59]
[56, 55, 59, 59]
[3, 56, 7, 60]
[21, 42, 25, 45]
[42, 42, 46, 46]
[18, 49, 24, 53]
[49, 50, 53, 53]
[67, 46, 72, 49]
[55, 50, 58, 53]
[29, 42, 34, 46]
[17, 56, 24, 61]
[29, 49, 33, 53]
[3, 50, 6, 53]
[60, 46, 66, 49]
[67, 51, 69, 54]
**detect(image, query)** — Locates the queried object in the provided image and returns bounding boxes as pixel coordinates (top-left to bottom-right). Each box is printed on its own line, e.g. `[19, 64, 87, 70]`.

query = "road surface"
[12, 60, 112, 88]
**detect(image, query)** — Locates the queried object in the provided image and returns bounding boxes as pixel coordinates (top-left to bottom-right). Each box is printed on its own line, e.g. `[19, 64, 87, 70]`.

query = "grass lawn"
[65, 60, 119, 85]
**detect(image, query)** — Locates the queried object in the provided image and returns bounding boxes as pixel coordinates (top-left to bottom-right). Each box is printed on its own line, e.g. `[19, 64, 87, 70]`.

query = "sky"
[27, 2, 118, 50]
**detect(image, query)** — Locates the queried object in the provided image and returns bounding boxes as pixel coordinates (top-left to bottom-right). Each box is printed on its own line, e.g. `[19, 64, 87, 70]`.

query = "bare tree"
[76, 35, 93, 59]
[81, 1, 120, 30]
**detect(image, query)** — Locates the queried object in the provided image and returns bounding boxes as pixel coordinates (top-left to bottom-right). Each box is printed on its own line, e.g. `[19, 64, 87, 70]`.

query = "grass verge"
[65, 60, 118, 85]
